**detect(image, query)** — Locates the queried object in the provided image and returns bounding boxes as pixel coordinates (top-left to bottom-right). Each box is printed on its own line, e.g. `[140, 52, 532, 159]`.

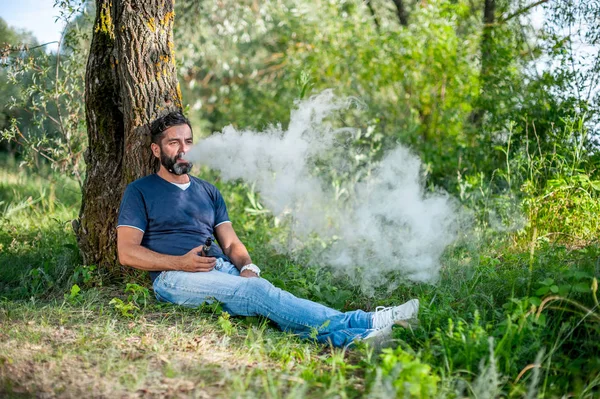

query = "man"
[116, 111, 419, 348]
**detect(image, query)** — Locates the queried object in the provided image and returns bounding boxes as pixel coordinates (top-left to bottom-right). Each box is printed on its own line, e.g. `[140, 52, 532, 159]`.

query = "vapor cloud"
[188, 90, 459, 292]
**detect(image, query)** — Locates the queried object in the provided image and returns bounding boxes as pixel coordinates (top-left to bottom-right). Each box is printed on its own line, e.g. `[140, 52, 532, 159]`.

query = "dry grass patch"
[0, 304, 286, 398]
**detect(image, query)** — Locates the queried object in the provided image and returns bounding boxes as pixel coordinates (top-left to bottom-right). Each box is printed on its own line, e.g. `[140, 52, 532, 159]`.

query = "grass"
[1, 157, 599, 398]
[1, 292, 352, 398]
[0, 156, 81, 299]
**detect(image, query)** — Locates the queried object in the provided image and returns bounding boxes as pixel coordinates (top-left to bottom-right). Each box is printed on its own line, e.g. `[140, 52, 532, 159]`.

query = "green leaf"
[535, 286, 550, 296]
[573, 271, 592, 279]
[558, 285, 570, 296]
[574, 174, 590, 183]
[70, 284, 80, 298]
[574, 282, 591, 293]
[590, 180, 600, 191]
[541, 278, 554, 286]
[529, 296, 541, 306]
[550, 285, 559, 293]
[271, 278, 286, 289]
[536, 313, 547, 326]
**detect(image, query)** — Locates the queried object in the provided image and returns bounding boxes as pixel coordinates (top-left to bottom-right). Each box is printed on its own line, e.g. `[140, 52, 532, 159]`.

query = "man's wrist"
[240, 263, 261, 276]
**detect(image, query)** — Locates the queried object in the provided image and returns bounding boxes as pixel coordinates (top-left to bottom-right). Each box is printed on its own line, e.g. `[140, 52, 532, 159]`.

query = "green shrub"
[373, 347, 440, 398]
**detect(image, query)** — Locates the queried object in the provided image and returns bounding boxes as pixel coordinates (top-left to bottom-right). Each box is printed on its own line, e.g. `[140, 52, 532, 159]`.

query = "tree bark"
[115, 0, 182, 182]
[470, 0, 495, 127]
[76, 0, 182, 277]
[392, 0, 409, 26]
[364, 0, 381, 30]
[481, 0, 496, 80]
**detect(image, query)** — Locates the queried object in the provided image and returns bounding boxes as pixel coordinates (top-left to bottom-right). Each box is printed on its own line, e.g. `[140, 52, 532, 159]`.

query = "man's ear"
[151, 143, 160, 159]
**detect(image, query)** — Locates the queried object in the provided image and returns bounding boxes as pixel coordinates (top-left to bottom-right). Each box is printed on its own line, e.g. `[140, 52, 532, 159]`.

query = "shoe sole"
[395, 299, 419, 329]
[361, 325, 393, 349]
[394, 317, 419, 330]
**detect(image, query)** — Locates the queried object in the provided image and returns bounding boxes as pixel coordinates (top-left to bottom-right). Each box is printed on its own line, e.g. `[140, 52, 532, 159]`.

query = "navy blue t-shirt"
[117, 174, 231, 282]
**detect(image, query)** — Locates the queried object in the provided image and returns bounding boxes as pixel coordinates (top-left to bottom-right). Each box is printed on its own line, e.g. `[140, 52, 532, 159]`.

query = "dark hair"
[149, 111, 192, 144]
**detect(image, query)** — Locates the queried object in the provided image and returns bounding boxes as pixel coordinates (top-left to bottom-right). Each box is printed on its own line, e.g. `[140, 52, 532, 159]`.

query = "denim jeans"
[153, 258, 375, 347]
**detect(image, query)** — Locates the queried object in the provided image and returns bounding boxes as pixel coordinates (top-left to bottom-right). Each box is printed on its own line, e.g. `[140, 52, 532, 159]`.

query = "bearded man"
[116, 111, 419, 348]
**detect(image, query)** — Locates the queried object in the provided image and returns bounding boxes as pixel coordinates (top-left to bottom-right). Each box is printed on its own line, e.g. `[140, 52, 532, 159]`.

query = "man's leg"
[153, 260, 373, 347]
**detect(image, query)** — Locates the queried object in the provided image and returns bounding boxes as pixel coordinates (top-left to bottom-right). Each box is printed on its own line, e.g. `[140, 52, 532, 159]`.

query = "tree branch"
[364, 0, 380, 31]
[3, 41, 60, 53]
[498, 0, 549, 24]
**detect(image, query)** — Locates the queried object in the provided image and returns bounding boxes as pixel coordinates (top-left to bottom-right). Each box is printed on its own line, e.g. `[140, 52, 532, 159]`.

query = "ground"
[1, 159, 599, 398]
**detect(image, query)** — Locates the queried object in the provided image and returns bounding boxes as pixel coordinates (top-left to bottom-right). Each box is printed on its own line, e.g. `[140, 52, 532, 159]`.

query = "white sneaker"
[361, 325, 393, 349]
[371, 299, 419, 330]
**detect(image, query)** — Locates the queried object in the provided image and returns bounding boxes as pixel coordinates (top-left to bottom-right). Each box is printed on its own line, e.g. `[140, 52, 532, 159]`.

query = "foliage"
[109, 297, 139, 318]
[0, 155, 81, 299]
[2, 0, 598, 233]
[172, 0, 599, 193]
[124, 283, 150, 308]
[108, 283, 151, 318]
[70, 264, 99, 287]
[175, 0, 482, 182]
[375, 347, 440, 398]
[64, 283, 81, 303]
[0, 19, 37, 149]
[0, 1, 91, 185]
[218, 311, 237, 336]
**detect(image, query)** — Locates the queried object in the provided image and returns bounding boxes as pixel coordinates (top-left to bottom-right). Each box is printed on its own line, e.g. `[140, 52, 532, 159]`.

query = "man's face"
[153, 124, 194, 175]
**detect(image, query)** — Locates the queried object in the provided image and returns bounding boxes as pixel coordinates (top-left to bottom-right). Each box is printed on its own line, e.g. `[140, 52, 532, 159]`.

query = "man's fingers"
[191, 245, 204, 253]
[186, 261, 215, 272]
[194, 256, 216, 270]
[195, 262, 216, 272]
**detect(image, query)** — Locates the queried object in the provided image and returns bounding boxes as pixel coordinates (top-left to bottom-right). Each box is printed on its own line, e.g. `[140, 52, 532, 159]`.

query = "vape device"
[202, 237, 212, 256]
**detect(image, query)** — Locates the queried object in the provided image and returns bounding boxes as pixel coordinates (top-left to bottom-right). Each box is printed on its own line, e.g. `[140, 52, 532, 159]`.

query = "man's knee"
[239, 277, 274, 295]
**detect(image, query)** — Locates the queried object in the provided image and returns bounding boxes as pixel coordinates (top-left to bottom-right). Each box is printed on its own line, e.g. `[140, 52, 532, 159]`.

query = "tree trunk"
[469, 0, 495, 127]
[392, 0, 409, 26]
[481, 0, 496, 80]
[76, 0, 182, 277]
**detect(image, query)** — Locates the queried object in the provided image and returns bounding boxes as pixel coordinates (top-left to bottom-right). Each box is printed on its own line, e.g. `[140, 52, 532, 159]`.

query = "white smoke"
[188, 90, 459, 290]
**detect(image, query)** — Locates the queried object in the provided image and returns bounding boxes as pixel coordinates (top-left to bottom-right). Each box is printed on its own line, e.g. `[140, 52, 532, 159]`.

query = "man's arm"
[117, 226, 216, 272]
[214, 222, 257, 277]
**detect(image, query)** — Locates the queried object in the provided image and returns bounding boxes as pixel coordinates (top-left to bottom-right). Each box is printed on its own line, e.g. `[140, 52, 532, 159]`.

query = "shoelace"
[372, 306, 395, 330]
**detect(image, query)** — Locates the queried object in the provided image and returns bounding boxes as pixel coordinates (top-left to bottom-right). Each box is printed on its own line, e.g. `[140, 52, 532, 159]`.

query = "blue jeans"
[153, 259, 375, 347]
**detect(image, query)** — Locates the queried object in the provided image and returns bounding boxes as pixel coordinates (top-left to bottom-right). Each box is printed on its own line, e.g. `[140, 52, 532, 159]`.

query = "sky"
[0, 0, 65, 52]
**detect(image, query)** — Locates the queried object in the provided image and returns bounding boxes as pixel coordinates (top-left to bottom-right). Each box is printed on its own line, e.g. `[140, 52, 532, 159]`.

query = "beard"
[161, 150, 193, 175]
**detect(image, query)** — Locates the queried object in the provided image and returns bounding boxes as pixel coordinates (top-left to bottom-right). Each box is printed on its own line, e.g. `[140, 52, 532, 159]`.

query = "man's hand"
[180, 245, 217, 272]
[240, 269, 259, 278]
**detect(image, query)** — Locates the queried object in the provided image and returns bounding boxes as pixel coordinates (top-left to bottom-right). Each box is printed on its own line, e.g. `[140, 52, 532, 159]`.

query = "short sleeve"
[117, 184, 148, 232]
[213, 187, 230, 227]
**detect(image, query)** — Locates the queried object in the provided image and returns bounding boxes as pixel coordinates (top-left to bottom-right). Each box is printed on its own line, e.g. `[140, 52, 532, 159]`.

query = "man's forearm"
[223, 242, 252, 270]
[119, 244, 181, 271]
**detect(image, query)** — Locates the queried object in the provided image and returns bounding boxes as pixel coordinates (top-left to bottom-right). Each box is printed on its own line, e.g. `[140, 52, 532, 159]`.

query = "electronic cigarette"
[202, 237, 212, 256]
